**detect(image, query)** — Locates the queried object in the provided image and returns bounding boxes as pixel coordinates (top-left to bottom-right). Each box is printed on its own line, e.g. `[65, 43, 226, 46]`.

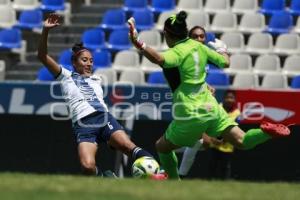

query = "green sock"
[158, 151, 179, 180]
[242, 128, 271, 150]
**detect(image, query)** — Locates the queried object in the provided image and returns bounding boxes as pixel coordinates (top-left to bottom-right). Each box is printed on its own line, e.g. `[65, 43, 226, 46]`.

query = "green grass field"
[0, 173, 299, 200]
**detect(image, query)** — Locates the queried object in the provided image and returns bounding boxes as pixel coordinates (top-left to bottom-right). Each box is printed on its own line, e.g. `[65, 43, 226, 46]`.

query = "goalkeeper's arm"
[127, 17, 165, 66]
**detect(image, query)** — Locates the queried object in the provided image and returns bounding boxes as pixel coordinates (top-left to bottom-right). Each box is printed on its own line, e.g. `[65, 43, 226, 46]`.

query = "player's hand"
[127, 17, 146, 50]
[44, 13, 61, 30]
[207, 84, 216, 96]
[208, 39, 228, 54]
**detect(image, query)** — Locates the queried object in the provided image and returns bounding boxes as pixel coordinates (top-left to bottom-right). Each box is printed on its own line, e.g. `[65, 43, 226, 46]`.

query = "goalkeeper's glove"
[127, 17, 146, 51]
[208, 39, 228, 54]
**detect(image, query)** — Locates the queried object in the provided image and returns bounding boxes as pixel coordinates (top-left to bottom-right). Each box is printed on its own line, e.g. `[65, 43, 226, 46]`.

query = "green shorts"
[165, 83, 237, 147]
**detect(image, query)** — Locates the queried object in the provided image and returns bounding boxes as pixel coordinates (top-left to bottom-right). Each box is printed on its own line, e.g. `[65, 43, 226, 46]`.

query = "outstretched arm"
[127, 17, 164, 66]
[37, 13, 62, 77]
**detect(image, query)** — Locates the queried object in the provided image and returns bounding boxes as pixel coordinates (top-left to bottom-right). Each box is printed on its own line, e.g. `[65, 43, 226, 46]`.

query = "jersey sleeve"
[204, 45, 227, 69]
[161, 49, 182, 68]
[55, 66, 72, 80]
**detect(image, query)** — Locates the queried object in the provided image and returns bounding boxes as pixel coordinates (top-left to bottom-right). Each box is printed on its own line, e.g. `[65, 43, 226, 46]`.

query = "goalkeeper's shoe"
[150, 172, 168, 180]
[260, 121, 290, 137]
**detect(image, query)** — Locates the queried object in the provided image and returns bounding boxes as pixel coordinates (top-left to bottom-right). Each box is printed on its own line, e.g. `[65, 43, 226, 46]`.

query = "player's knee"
[80, 159, 96, 173]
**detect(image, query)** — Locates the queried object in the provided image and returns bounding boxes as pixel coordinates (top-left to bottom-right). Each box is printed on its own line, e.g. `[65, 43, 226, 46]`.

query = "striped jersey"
[56, 66, 108, 123]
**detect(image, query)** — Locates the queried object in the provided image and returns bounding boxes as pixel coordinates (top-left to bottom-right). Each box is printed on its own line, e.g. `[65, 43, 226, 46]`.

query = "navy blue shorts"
[72, 112, 124, 144]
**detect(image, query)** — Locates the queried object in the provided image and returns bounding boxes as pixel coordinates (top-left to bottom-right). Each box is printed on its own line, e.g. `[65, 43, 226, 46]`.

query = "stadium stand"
[206, 71, 230, 86]
[132, 9, 154, 31]
[40, 0, 65, 12]
[139, 30, 162, 50]
[94, 68, 117, 85]
[246, 32, 273, 55]
[13, 0, 40, 11]
[0, 6, 17, 28]
[123, 0, 148, 12]
[37, 67, 54, 81]
[289, 0, 300, 16]
[260, 0, 285, 15]
[232, 0, 259, 14]
[291, 75, 300, 88]
[99, 9, 127, 31]
[176, 0, 203, 12]
[0, 60, 5, 81]
[265, 11, 293, 35]
[15, 10, 43, 32]
[253, 54, 281, 75]
[186, 11, 210, 30]
[118, 69, 145, 85]
[81, 28, 106, 51]
[107, 29, 132, 52]
[210, 12, 237, 33]
[220, 32, 245, 53]
[261, 73, 288, 89]
[232, 72, 259, 88]
[150, 0, 176, 14]
[58, 49, 72, 68]
[0, 0, 11, 6]
[225, 54, 252, 74]
[147, 71, 167, 85]
[140, 57, 161, 73]
[238, 13, 266, 33]
[0, 0, 297, 92]
[92, 50, 112, 69]
[112, 50, 140, 71]
[282, 55, 300, 77]
[273, 33, 300, 55]
[155, 10, 176, 30]
[204, 0, 230, 15]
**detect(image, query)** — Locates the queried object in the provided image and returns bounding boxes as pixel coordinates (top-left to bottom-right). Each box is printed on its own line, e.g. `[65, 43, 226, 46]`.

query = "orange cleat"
[260, 121, 290, 137]
[150, 172, 168, 180]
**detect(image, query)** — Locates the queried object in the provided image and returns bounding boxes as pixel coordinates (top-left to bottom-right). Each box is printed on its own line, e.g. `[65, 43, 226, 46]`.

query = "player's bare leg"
[78, 142, 98, 175]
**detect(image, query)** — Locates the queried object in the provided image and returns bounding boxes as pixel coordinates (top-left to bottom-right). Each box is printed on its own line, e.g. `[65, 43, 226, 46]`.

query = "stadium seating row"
[36, 66, 300, 89]
[55, 48, 300, 78]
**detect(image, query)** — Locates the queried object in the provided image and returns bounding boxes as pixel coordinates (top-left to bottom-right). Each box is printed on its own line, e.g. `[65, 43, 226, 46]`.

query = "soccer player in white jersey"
[37, 14, 166, 179]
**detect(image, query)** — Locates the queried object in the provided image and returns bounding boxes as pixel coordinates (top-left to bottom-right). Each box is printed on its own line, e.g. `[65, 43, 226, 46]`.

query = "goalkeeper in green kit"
[128, 11, 291, 179]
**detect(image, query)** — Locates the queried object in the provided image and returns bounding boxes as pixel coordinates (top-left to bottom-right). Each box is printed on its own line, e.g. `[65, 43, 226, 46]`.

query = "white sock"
[179, 139, 203, 176]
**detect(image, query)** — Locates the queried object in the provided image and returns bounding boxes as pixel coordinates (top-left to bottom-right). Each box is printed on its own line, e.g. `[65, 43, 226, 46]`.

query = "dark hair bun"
[72, 42, 84, 53]
[176, 11, 187, 24]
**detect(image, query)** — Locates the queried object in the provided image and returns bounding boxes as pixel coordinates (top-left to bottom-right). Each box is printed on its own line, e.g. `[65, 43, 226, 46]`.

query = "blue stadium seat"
[290, 0, 300, 16]
[150, 0, 176, 14]
[15, 10, 43, 30]
[147, 71, 166, 84]
[205, 32, 216, 44]
[123, 0, 148, 12]
[266, 11, 293, 35]
[206, 71, 230, 86]
[93, 50, 112, 69]
[58, 49, 72, 68]
[37, 67, 54, 81]
[40, 0, 65, 11]
[291, 75, 300, 88]
[82, 28, 106, 51]
[99, 9, 127, 31]
[0, 28, 21, 49]
[132, 9, 154, 31]
[260, 0, 285, 15]
[107, 29, 132, 52]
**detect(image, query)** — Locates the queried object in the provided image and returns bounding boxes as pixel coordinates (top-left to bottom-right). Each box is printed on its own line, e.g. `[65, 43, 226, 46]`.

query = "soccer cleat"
[150, 172, 168, 180]
[260, 121, 290, 137]
[103, 170, 118, 179]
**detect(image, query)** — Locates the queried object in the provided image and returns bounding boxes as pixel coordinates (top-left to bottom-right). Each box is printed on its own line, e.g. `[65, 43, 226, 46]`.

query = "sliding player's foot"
[260, 121, 290, 137]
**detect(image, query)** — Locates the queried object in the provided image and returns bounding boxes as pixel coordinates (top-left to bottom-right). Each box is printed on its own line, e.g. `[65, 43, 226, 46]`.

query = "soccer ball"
[132, 156, 160, 178]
